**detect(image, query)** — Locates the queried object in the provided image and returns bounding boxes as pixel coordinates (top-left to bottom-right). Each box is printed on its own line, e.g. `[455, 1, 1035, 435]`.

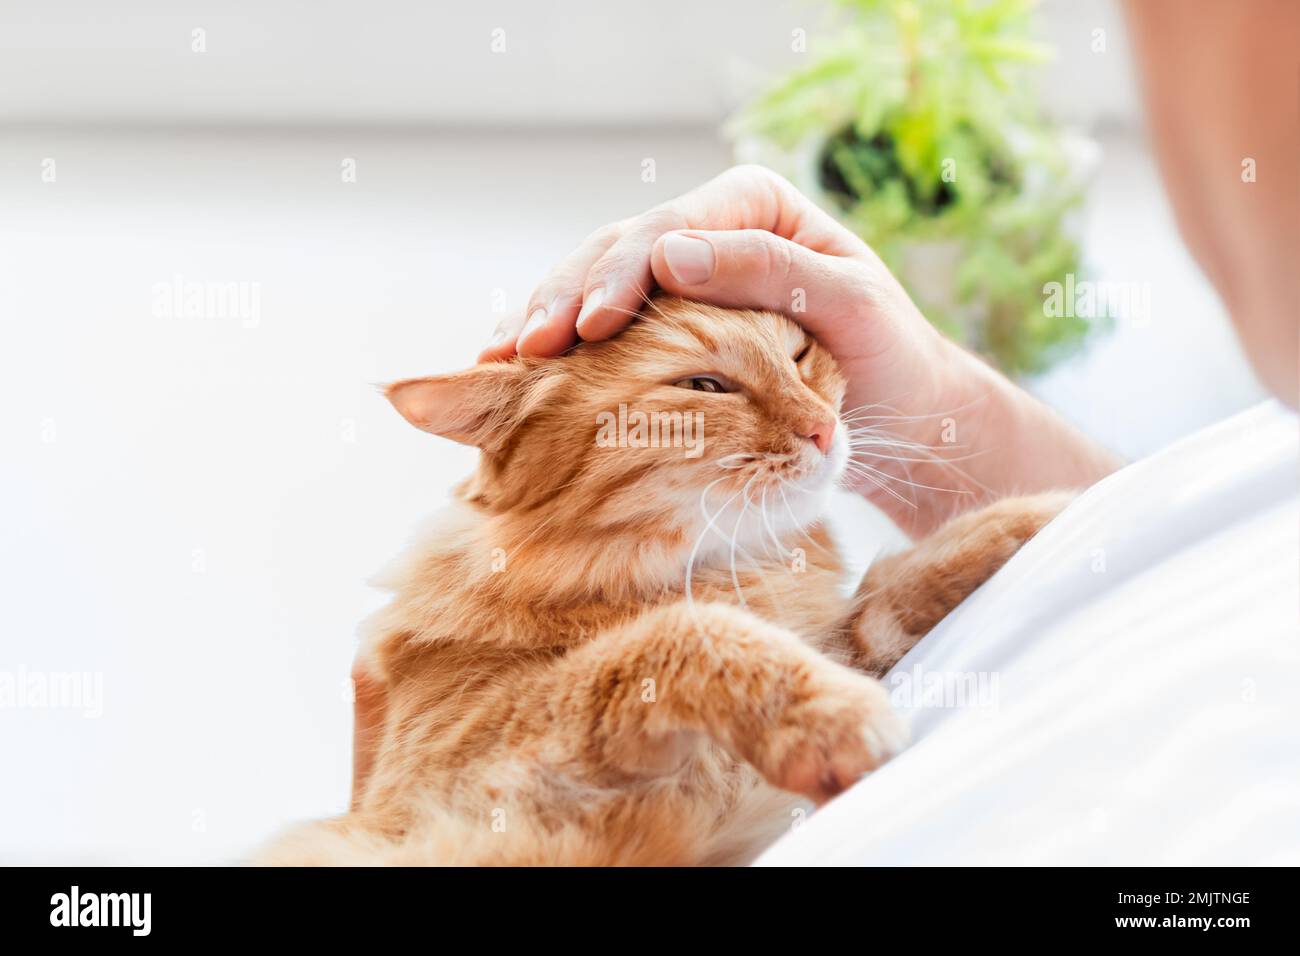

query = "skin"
[1121, 0, 1298, 403]
[354, 0, 1299, 803]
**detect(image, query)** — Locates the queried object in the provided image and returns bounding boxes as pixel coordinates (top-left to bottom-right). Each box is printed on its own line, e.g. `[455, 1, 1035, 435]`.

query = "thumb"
[650, 229, 862, 336]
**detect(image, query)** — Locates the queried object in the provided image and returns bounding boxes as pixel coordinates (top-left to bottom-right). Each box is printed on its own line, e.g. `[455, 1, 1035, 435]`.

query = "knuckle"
[533, 272, 586, 309]
[495, 311, 526, 334]
[638, 202, 687, 234]
[724, 163, 769, 183]
[583, 265, 618, 293]
[586, 250, 622, 280]
[584, 222, 623, 248]
[753, 232, 794, 280]
[725, 163, 787, 192]
[527, 285, 559, 312]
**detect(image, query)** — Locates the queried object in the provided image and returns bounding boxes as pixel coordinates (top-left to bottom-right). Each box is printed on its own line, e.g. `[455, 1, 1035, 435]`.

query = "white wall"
[2, 0, 1141, 128]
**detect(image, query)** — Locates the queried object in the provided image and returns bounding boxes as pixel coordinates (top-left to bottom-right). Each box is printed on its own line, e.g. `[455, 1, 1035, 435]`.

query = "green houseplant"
[731, 0, 1098, 375]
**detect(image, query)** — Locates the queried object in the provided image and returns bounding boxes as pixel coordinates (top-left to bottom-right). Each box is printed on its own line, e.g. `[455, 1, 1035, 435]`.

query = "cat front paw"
[754, 674, 908, 804]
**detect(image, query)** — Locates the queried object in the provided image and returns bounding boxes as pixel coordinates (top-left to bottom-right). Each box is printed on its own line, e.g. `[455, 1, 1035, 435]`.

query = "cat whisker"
[845, 449, 979, 504]
[840, 392, 990, 426]
[774, 480, 841, 561]
[846, 430, 974, 454]
[684, 475, 752, 684]
[758, 484, 791, 561]
[844, 457, 920, 508]
[840, 462, 918, 509]
[587, 303, 644, 321]
[848, 445, 988, 466]
[847, 422, 998, 501]
[847, 429, 970, 447]
[842, 398, 995, 500]
[727, 475, 760, 609]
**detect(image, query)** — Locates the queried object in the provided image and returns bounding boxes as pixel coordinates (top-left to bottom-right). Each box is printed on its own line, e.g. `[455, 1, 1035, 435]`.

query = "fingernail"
[663, 234, 715, 285]
[519, 306, 548, 346]
[575, 287, 606, 333]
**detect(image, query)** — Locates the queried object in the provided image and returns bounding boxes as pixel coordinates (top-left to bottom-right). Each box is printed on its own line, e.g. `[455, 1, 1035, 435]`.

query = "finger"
[515, 292, 581, 357]
[516, 225, 623, 357]
[571, 166, 859, 341]
[573, 212, 682, 341]
[672, 165, 861, 255]
[477, 311, 527, 363]
[650, 229, 865, 342]
[570, 169, 773, 340]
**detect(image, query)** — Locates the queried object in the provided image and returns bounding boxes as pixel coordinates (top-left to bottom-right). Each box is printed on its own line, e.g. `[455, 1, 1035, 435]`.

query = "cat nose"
[798, 416, 836, 455]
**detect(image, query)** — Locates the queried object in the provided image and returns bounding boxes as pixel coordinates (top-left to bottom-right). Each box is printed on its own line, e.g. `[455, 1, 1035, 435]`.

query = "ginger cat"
[257, 296, 1069, 866]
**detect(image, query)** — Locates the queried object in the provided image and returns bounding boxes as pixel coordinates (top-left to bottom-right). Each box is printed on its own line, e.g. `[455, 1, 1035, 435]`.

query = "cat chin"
[768, 476, 837, 532]
[684, 480, 833, 569]
[686, 457, 846, 565]
[675, 430, 848, 566]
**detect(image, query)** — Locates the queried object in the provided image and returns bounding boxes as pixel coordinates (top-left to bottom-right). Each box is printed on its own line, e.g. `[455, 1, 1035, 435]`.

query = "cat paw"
[990, 490, 1075, 550]
[756, 675, 908, 804]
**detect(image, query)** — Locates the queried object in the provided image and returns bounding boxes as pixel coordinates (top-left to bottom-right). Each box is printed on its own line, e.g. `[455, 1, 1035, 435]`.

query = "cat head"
[385, 297, 848, 561]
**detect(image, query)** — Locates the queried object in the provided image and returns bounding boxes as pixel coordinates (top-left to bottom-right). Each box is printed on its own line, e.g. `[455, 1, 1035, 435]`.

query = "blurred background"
[0, 0, 1267, 864]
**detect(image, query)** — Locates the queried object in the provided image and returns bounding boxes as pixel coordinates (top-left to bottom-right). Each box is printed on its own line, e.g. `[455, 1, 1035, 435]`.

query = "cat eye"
[793, 343, 812, 364]
[674, 376, 731, 394]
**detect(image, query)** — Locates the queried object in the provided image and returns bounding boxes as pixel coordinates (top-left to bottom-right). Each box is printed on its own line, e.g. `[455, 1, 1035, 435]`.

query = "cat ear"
[385, 363, 534, 450]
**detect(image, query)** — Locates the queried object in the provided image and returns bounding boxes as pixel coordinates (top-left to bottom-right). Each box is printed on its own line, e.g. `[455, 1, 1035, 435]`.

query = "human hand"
[480, 165, 942, 378]
[482, 166, 1118, 534]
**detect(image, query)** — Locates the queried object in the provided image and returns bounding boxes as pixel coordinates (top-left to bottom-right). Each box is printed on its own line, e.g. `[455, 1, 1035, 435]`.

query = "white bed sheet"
[758, 401, 1300, 865]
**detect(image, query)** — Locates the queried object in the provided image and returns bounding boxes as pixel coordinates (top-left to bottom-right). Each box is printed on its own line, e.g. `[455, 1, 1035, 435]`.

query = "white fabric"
[758, 401, 1300, 866]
